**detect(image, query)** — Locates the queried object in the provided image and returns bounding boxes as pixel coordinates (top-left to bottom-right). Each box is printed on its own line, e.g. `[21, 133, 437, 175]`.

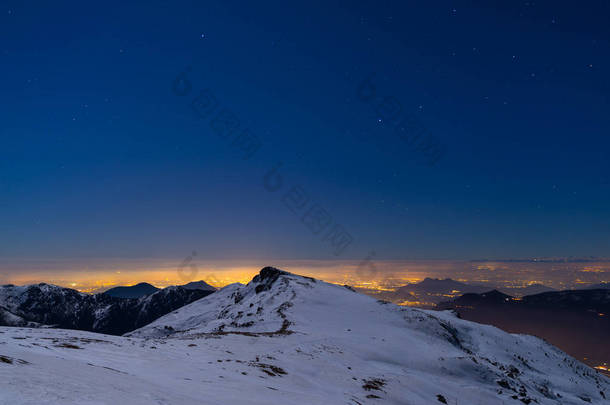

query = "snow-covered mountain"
[0, 283, 213, 335]
[1, 267, 608, 404]
[0, 305, 41, 328]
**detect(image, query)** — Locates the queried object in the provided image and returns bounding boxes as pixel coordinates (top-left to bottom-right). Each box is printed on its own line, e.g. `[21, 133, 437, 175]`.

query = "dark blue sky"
[1, 1, 609, 261]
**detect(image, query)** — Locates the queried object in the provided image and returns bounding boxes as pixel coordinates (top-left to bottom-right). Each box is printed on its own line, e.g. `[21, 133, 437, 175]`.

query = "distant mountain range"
[471, 257, 610, 263]
[178, 280, 217, 291]
[501, 283, 557, 296]
[103, 282, 160, 298]
[582, 282, 610, 290]
[103, 280, 216, 298]
[0, 282, 215, 335]
[357, 278, 491, 307]
[359, 277, 610, 307]
[396, 277, 490, 295]
[400, 277, 561, 297]
[438, 288, 610, 376]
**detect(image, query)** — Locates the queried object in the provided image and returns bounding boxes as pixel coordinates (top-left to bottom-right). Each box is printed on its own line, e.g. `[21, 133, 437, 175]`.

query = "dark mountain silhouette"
[363, 278, 494, 307]
[396, 277, 490, 295]
[103, 280, 217, 298]
[103, 282, 160, 298]
[438, 289, 610, 375]
[499, 283, 556, 296]
[446, 289, 513, 307]
[361, 278, 556, 306]
[180, 280, 217, 291]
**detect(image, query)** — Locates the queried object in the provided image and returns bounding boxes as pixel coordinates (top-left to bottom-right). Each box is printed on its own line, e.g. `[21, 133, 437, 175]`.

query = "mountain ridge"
[0, 282, 214, 335]
[1, 268, 608, 404]
[125, 267, 608, 404]
[103, 280, 217, 298]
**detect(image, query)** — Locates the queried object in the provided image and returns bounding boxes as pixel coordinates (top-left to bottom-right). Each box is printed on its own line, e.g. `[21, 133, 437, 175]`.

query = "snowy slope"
[1, 267, 608, 405]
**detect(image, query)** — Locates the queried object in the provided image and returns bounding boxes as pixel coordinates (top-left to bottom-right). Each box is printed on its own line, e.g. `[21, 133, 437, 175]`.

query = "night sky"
[2, 1, 610, 265]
